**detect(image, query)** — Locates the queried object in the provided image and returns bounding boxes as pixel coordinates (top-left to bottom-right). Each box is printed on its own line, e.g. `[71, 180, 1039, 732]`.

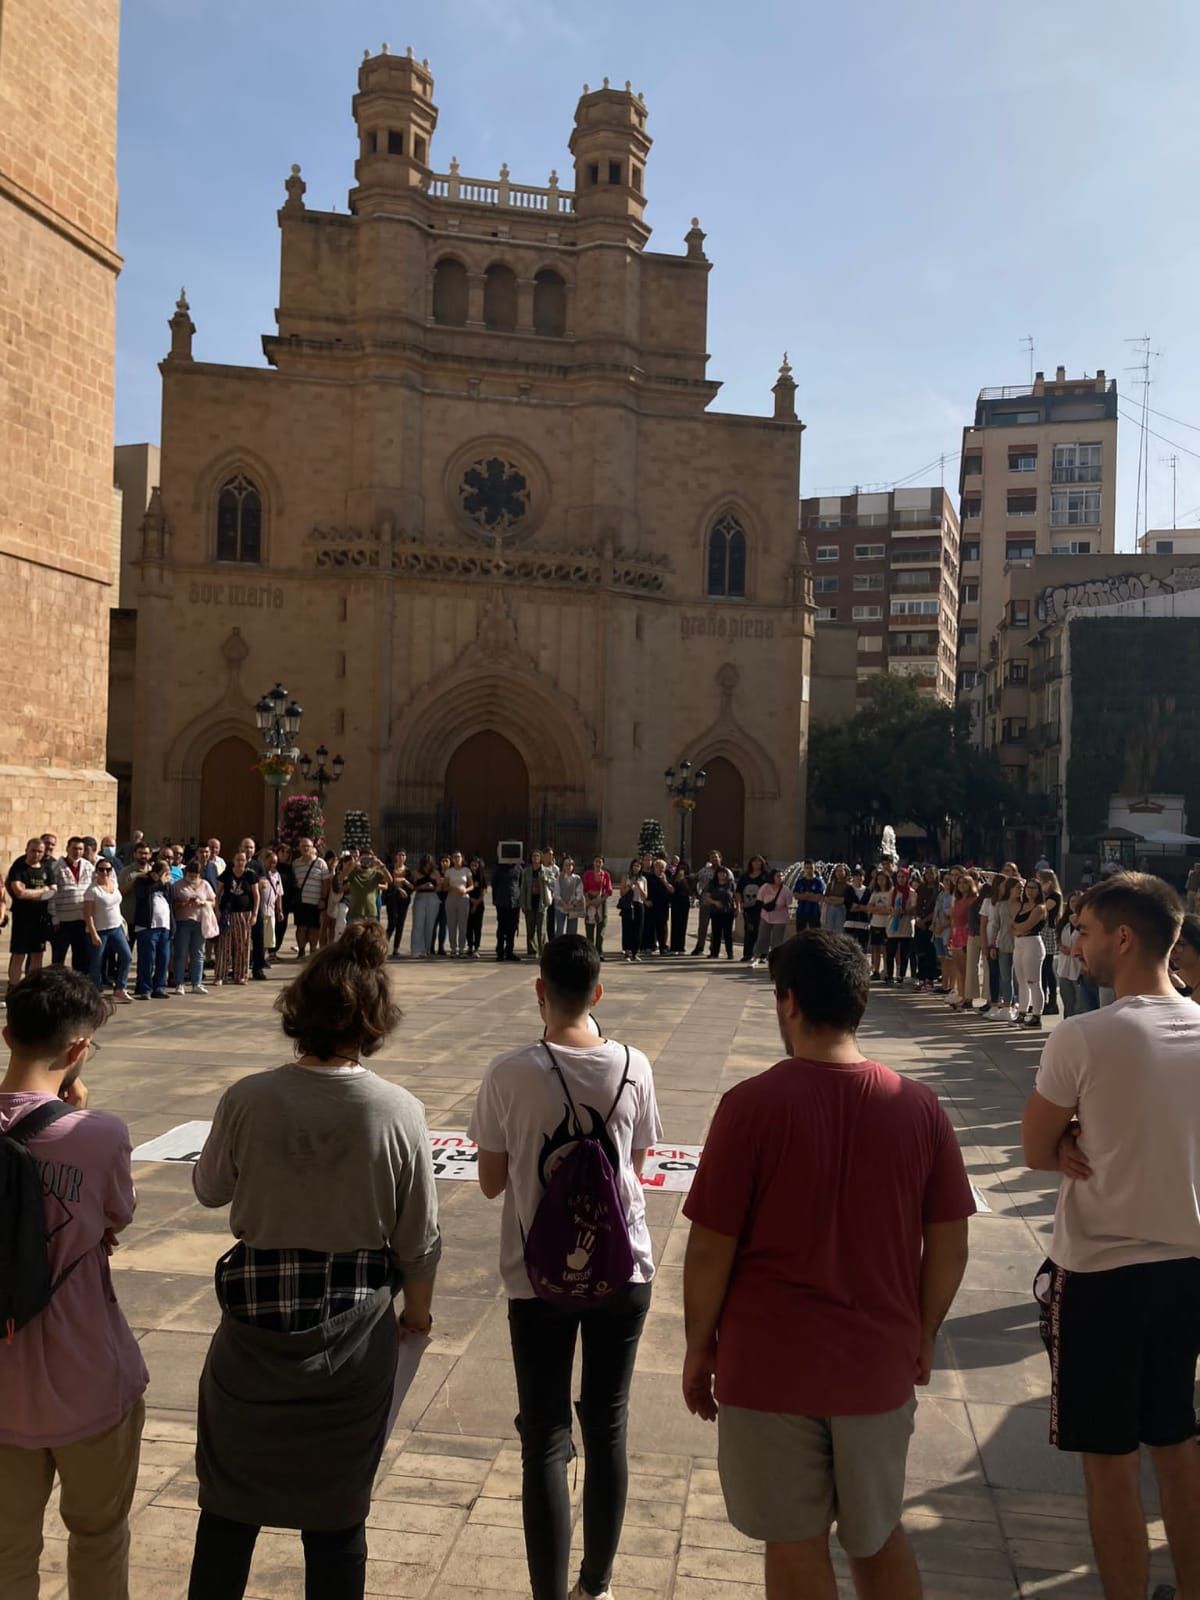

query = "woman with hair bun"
[187, 921, 441, 1600]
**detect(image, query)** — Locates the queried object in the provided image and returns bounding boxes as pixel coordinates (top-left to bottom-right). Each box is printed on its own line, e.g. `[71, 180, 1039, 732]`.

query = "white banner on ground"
[130, 1121, 213, 1163]
[134, 1123, 703, 1192]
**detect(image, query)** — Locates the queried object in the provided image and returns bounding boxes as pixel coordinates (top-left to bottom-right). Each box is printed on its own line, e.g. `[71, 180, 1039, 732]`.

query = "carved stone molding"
[306, 527, 670, 594]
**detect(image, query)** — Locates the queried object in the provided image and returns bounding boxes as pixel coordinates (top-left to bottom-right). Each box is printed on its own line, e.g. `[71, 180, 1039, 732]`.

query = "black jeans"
[188, 1510, 366, 1600]
[467, 898, 485, 951]
[50, 919, 91, 970]
[386, 891, 409, 953]
[495, 903, 521, 958]
[912, 926, 938, 982]
[886, 936, 911, 982]
[1041, 951, 1058, 1009]
[741, 909, 760, 961]
[509, 1284, 652, 1600]
[620, 901, 644, 954]
[250, 914, 267, 978]
[708, 909, 734, 956]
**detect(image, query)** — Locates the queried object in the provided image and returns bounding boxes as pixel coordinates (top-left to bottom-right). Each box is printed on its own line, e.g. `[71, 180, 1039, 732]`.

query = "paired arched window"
[706, 513, 747, 598]
[216, 474, 262, 564]
[533, 269, 566, 337]
[431, 260, 569, 336]
[433, 257, 468, 326]
[484, 263, 518, 331]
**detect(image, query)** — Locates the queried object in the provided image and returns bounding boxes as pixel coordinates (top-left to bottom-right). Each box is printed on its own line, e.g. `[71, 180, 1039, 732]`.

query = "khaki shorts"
[718, 1396, 916, 1557]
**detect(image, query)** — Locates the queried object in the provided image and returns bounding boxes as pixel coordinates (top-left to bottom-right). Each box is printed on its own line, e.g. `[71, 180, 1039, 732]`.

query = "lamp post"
[254, 682, 303, 840]
[664, 760, 707, 860]
[298, 744, 345, 804]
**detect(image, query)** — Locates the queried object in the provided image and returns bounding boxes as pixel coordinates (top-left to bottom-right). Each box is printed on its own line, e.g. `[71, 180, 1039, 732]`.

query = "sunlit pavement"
[22, 934, 1174, 1598]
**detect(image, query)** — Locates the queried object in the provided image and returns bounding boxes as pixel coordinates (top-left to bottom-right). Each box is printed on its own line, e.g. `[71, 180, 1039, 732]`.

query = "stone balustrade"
[426, 158, 575, 213]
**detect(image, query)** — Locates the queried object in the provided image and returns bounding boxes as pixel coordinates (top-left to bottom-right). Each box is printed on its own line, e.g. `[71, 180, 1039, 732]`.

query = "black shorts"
[845, 926, 869, 948]
[294, 903, 321, 930]
[869, 927, 887, 947]
[1036, 1255, 1200, 1454]
[9, 906, 50, 956]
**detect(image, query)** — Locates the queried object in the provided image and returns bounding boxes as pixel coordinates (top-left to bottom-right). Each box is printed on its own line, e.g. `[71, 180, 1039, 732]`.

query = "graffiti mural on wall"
[1036, 566, 1200, 624]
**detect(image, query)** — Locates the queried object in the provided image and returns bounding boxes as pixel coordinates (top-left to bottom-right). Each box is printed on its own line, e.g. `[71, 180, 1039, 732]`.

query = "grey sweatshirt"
[194, 1064, 441, 1278]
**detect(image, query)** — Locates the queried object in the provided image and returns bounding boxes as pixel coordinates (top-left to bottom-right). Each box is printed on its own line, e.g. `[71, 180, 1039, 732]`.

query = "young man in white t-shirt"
[1022, 871, 1200, 1600]
[469, 935, 662, 1600]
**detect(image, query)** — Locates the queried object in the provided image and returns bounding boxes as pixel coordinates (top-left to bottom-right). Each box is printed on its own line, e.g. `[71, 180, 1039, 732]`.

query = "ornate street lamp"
[297, 743, 345, 803]
[665, 759, 707, 859]
[254, 681, 303, 839]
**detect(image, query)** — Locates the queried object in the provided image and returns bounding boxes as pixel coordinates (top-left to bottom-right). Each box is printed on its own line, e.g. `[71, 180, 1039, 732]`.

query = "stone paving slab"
[9, 930, 1172, 1596]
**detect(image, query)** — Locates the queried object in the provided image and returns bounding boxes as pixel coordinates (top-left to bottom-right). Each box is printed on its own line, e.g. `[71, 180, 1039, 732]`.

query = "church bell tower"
[568, 78, 651, 245]
[349, 45, 438, 215]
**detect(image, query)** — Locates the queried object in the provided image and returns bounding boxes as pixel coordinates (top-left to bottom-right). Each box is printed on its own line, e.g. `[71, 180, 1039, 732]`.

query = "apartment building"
[957, 367, 1117, 700]
[978, 551, 1200, 865]
[801, 487, 959, 704]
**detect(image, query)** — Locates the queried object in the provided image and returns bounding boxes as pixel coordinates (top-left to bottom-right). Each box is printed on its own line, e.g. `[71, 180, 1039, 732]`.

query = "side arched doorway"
[691, 756, 746, 868]
[200, 736, 263, 848]
[444, 731, 530, 859]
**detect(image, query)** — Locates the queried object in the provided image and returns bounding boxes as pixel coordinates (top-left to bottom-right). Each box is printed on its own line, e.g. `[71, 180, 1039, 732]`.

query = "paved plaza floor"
[25, 940, 1177, 1598]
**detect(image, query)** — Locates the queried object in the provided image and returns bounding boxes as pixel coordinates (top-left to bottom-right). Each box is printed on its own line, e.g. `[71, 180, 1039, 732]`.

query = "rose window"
[458, 457, 530, 536]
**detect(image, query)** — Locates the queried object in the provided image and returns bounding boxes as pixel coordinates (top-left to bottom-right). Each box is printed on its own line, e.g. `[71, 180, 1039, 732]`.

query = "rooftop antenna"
[1125, 336, 1161, 546]
[1020, 335, 1035, 385]
[1161, 453, 1178, 529]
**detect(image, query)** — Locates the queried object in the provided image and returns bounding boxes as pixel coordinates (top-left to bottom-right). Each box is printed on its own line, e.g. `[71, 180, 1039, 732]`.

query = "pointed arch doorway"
[444, 731, 530, 858]
[200, 735, 264, 848]
[690, 756, 746, 867]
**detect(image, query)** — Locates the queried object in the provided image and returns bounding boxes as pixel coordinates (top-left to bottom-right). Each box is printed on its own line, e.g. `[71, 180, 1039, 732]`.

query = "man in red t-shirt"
[682, 930, 974, 1598]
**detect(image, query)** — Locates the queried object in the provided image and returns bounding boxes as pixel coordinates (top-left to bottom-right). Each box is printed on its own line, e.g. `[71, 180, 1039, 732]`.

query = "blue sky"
[116, 0, 1200, 547]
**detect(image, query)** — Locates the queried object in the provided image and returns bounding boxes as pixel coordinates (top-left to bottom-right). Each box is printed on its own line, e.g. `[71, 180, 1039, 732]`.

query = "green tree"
[808, 677, 1018, 860]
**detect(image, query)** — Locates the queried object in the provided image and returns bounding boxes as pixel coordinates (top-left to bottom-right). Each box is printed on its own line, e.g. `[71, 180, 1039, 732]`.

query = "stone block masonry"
[0, 0, 121, 866]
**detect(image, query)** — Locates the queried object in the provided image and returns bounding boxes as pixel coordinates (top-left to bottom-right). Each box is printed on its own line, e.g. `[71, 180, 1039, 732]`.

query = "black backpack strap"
[603, 1045, 632, 1126]
[541, 1041, 582, 1128]
[6, 1100, 73, 1146]
[542, 1040, 631, 1132]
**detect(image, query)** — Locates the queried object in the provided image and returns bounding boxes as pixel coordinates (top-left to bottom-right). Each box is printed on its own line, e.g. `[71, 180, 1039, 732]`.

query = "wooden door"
[691, 756, 746, 869]
[200, 736, 265, 848]
[444, 731, 530, 859]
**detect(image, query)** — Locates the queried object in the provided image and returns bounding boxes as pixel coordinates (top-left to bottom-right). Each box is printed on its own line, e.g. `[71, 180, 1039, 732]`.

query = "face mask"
[101, 847, 116, 860]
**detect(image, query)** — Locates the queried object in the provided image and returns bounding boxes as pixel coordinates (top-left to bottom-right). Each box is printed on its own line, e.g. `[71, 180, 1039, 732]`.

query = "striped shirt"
[52, 858, 94, 923]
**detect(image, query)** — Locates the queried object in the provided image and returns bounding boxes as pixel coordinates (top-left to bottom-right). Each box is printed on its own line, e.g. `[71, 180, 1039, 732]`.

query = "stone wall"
[0, 0, 120, 866]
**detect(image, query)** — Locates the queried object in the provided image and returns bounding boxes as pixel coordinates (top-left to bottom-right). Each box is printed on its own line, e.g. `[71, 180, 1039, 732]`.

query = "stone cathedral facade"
[126, 48, 812, 864]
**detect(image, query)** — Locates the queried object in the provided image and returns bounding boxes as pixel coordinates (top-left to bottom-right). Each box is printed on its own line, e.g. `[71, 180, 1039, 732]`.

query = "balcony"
[1025, 720, 1062, 753]
[1051, 465, 1102, 484]
[888, 645, 939, 660]
[890, 547, 942, 565]
[1030, 657, 1063, 689]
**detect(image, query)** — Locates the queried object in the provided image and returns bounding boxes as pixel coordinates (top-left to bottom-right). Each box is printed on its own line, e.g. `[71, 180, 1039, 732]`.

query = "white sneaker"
[569, 1586, 614, 1600]
[174, 985, 187, 996]
[191, 983, 208, 994]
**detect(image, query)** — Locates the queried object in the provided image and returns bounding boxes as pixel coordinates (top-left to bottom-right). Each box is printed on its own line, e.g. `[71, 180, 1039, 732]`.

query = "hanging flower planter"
[254, 754, 296, 785]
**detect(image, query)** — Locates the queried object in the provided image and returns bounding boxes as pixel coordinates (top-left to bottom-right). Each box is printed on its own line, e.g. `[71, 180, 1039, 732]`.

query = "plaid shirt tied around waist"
[215, 1241, 395, 1333]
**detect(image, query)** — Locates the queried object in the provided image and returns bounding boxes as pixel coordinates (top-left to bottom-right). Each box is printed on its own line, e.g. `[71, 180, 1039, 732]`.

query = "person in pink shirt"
[0, 967, 147, 1600]
[749, 867, 793, 969]
[582, 855, 614, 961]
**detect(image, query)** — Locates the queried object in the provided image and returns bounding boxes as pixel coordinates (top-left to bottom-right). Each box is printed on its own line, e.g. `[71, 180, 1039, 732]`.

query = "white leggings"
[1013, 936, 1045, 1016]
